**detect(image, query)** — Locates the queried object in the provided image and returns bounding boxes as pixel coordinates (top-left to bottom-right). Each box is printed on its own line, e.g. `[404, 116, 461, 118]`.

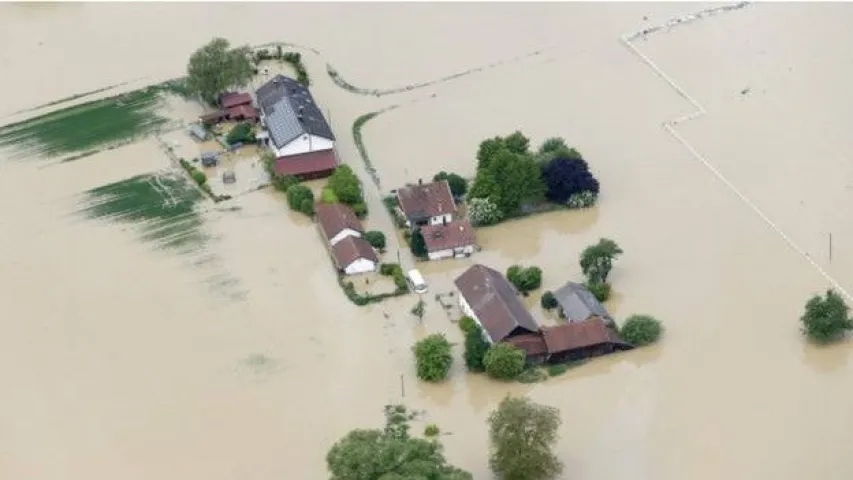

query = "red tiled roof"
[541, 318, 628, 353]
[505, 333, 549, 357]
[219, 92, 252, 109]
[454, 264, 539, 342]
[397, 180, 456, 221]
[227, 104, 258, 120]
[421, 219, 476, 252]
[274, 150, 338, 177]
[331, 236, 378, 269]
[315, 203, 363, 241]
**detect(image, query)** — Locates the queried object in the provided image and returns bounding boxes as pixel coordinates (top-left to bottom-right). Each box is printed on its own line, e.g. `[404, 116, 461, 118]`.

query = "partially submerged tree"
[464, 324, 490, 372]
[580, 238, 623, 285]
[467, 197, 504, 226]
[506, 265, 543, 295]
[411, 299, 426, 321]
[186, 37, 254, 105]
[488, 396, 563, 480]
[483, 343, 526, 380]
[541, 155, 600, 204]
[433, 171, 468, 199]
[326, 404, 472, 479]
[536, 136, 583, 164]
[286, 184, 314, 216]
[327, 165, 364, 206]
[540, 291, 558, 310]
[410, 227, 428, 258]
[412, 333, 453, 382]
[620, 314, 663, 346]
[364, 230, 387, 250]
[801, 289, 853, 343]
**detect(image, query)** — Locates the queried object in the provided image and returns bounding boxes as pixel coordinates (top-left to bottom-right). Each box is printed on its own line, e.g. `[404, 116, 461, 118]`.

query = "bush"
[585, 281, 611, 302]
[547, 363, 570, 377]
[424, 424, 440, 437]
[412, 334, 454, 382]
[541, 155, 599, 204]
[378, 263, 409, 294]
[467, 197, 504, 226]
[506, 265, 542, 294]
[191, 169, 207, 186]
[801, 289, 853, 342]
[273, 174, 300, 193]
[282, 51, 310, 86]
[226, 122, 255, 145]
[364, 230, 386, 250]
[410, 227, 428, 258]
[433, 171, 468, 199]
[464, 324, 490, 372]
[620, 315, 663, 346]
[459, 316, 477, 335]
[484, 343, 526, 380]
[540, 291, 557, 310]
[320, 186, 339, 203]
[352, 202, 368, 217]
[328, 164, 364, 206]
[286, 184, 315, 216]
[380, 263, 399, 276]
[567, 191, 598, 209]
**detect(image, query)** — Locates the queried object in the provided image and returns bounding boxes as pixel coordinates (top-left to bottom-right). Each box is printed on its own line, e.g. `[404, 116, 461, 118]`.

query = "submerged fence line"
[621, 2, 853, 302]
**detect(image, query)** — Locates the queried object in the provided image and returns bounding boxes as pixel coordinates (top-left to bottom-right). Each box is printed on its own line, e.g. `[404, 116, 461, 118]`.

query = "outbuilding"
[331, 236, 378, 275]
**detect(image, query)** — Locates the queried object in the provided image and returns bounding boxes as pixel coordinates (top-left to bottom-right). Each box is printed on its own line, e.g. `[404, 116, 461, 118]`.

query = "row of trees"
[467, 131, 600, 226]
[327, 397, 564, 480]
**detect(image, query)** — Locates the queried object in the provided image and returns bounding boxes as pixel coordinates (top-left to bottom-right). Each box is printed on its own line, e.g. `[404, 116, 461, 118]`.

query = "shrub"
[459, 316, 477, 335]
[226, 122, 255, 145]
[411, 300, 426, 320]
[424, 423, 440, 437]
[540, 291, 558, 310]
[585, 281, 611, 302]
[379, 263, 408, 293]
[547, 363, 570, 377]
[320, 186, 339, 203]
[620, 315, 663, 346]
[464, 324, 490, 372]
[506, 265, 542, 294]
[364, 230, 386, 250]
[517, 367, 548, 384]
[433, 171, 468, 199]
[286, 184, 315, 216]
[191, 169, 207, 186]
[484, 343, 526, 380]
[567, 190, 598, 209]
[328, 164, 364, 206]
[410, 227, 428, 258]
[352, 202, 368, 217]
[467, 197, 504, 226]
[541, 155, 599, 204]
[412, 334, 453, 382]
[380, 263, 399, 276]
[801, 289, 853, 342]
[272, 174, 300, 193]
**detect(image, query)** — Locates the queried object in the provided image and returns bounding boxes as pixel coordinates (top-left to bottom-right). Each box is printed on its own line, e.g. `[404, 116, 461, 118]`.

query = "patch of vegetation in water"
[0, 85, 170, 161]
[78, 173, 208, 251]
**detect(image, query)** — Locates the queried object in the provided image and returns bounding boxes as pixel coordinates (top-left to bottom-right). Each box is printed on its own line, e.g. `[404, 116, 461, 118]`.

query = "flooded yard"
[2, 2, 853, 480]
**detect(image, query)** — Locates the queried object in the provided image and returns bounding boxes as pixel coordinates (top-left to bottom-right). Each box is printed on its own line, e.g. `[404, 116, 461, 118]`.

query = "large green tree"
[470, 148, 545, 216]
[186, 37, 254, 105]
[327, 405, 472, 480]
[412, 334, 453, 382]
[579, 238, 623, 284]
[483, 343, 525, 380]
[488, 396, 563, 480]
[801, 289, 853, 342]
[327, 165, 364, 206]
[464, 324, 490, 372]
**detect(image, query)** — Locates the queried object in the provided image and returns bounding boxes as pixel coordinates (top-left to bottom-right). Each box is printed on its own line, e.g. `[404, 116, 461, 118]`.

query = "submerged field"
[3, 3, 853, 480]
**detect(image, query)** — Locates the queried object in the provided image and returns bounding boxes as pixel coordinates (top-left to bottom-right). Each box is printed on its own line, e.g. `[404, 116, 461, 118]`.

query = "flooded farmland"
[2, 2, 853, 479]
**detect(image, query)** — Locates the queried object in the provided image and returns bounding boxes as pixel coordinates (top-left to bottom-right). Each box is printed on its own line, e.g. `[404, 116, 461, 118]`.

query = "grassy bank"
[352, 108, 398, 190]
[78, 173, 208, 251]
[0, 83, 177, 161]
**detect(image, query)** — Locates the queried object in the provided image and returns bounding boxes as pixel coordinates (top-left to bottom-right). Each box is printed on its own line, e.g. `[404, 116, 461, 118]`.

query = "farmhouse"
[316, 203, 363, 247]
[553, 281, 615, 326]
[396, 179, 456, 228]
[454, 264, 539, 343]
[420, 219, 477, 260]
[331, 236, 378, 275]
[256, 75, 335, 158]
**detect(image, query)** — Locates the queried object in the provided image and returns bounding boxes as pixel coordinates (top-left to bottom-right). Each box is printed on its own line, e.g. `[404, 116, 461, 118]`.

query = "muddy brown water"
[2, 3, 853, 479]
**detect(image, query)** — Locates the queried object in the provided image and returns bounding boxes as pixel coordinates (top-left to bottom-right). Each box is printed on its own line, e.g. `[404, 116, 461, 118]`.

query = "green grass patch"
[78, 173, 208, 251]
[0, 84, 171, 161]
[547, 359, 587, 377]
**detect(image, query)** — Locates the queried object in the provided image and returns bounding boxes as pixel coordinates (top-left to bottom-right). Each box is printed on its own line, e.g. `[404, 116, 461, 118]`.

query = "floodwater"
[2, 2, 853, 480]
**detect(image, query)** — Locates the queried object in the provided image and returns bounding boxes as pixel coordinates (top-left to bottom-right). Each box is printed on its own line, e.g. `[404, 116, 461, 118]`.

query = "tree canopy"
[620, 314, 663, 346]
[470, 148, 545, 216]
[464, 324, 490, 372]
[286, 184, 314, 216]
[327, 404, 472, 480]
[484, 343, 526, 380]
[364, 230, 387, 250]
[506, 265, 543, 295]
[327, 165, 364, 206]
[412, 334, 453, 382]
[488, 396, 563, 480]
[186, 37, 254, 104]
[410, 227, 428, 258]
[580, 238, 623, 284]
[801, 289, 853, 343]
[541, 155, 600, 204]
[433, 171, 468, 199]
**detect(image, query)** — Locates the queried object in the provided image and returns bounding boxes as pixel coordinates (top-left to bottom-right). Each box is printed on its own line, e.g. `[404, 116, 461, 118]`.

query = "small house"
[420, 219, 476, 260]
[200, 151, 220, 167]
[331, 236, 378, 276]
[316, 203, 364, 247]
[273, 150, 339, 180]
[540, 319, 633, 364]
[396, 179, 456, 228]
[552, 281, 615, 326]
[454, 264, 539, 344]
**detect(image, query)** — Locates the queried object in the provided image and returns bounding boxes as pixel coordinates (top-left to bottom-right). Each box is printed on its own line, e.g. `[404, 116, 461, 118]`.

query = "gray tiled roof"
[255, 75, 335, 149]
[552, 281, 612, 323]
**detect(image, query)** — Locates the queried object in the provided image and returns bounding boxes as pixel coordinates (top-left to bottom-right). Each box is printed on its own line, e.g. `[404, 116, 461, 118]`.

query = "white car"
[406, 269, 428, 294]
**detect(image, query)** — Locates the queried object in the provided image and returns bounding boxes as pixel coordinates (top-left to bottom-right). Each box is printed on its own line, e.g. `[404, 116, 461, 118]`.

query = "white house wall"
[428, 249, 455, 261]
[329, 229, 362, 247]
[457, 292, 494, 344]
[429, 213, 454, 225]
[343, 258, 377, 276]
[274, 134, 335, 157]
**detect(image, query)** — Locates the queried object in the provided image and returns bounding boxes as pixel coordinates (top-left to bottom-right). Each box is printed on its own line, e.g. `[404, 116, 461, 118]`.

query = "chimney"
[442, 216, 447, 226]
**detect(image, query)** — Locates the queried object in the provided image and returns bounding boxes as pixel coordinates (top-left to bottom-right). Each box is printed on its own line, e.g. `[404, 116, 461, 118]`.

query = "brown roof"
[421, 219, 476, 252]
[200, 111, 226, 123]
[274, 150, 338, 177]
[454, 264, 539, 342]
[219, 92, 252, 109]
[331, 236, 378, 269]
[505, 333, 549, 357]
[541, 318, 629, 353]
[316, 203, 363, 241]
[397, 180, 456, 222]
[227, 104, 258, 120]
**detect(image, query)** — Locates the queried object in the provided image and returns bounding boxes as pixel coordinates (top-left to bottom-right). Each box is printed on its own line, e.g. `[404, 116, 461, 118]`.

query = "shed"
[222, 170, 237, 184]
[200, 151, 220, 167]
[189, 124, 208, 141]
[553, 281, 615, 326]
